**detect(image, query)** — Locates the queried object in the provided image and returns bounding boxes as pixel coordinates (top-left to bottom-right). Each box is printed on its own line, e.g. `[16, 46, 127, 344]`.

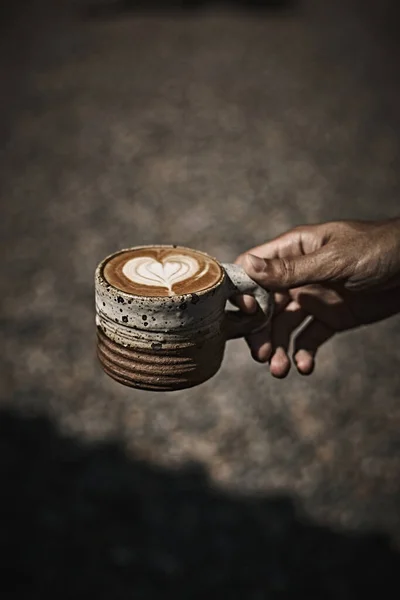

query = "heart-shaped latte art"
[122, 255, 199, 294]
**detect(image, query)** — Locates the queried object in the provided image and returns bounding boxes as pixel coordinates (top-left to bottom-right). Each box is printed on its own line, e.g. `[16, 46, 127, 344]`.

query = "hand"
[235, 219, 400, 378]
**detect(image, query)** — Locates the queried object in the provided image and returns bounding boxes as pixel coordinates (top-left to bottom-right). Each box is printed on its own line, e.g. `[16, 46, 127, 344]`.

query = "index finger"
[235, 229, 305, 265]
[234, 235, 293, 314]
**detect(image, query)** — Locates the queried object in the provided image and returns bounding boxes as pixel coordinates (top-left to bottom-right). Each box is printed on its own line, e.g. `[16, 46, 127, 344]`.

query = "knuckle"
[321, 245, 347, 279]
[278, 258, 295, 285]
[291, 224, 306, 234]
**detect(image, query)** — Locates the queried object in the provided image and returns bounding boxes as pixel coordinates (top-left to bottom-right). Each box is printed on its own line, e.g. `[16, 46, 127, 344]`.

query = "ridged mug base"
[96, 327, 225, 392]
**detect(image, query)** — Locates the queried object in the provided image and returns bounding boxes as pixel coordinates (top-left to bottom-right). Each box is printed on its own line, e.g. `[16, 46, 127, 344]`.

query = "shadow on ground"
[83, 0, 298, 19]
[1, 404, 399, 599]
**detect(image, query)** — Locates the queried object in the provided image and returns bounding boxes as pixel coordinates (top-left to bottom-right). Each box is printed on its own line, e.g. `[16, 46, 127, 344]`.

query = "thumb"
[244, 250, 335, 290]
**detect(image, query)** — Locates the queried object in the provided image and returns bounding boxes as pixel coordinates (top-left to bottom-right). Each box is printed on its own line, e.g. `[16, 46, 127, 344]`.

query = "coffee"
[103, 246, 222, 297]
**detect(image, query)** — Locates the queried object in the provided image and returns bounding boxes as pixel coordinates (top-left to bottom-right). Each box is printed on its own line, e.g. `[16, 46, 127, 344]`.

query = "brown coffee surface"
[103, 246, 222, 296]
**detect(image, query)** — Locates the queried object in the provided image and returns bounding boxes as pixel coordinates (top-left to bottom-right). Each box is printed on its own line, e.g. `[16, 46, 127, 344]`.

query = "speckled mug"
[95, 245, 274, 391]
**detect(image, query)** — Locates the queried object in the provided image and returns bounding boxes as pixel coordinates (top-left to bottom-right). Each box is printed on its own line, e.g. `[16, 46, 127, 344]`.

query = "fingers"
[233, 291, 289, 315]
[245, 325, 272, 363]
[246, 304, 335, 378]
[293, 319, 335, 375]
[245, 301, 308, 377]
[235, 239, 287, 314]
[241, 250, 343, 292]
[235, 223, 332, 267]
[234, 294, 258, 314]
[235, 224, 321, 264]
[268, 301, 308, 378]
[234, 229, 313, 311]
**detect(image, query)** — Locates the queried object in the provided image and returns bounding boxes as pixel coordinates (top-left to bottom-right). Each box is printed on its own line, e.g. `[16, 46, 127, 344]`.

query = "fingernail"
[247, 254, 265, 273]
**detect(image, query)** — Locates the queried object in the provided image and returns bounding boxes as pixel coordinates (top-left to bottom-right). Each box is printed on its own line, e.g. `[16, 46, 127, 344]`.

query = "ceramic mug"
[95, 245, 273, 391]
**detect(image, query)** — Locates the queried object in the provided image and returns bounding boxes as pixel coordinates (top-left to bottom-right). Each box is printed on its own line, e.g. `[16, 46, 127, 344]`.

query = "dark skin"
[235, 218, 400, 378]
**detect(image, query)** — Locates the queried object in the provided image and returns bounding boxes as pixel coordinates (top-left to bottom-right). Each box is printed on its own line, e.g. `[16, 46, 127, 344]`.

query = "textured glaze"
[95, 246, 273, 391]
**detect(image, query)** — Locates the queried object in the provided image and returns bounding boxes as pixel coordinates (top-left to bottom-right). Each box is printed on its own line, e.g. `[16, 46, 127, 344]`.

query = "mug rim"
[96, 244, 226, 300]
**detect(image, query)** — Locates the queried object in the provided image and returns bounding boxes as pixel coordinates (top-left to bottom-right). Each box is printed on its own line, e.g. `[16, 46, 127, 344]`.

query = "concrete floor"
[1, 0, 400, 593]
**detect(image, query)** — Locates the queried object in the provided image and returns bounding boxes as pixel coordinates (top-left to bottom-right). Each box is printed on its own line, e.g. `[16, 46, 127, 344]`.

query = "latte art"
[122, 255, 199, 293]
[103, 246, 222, 296]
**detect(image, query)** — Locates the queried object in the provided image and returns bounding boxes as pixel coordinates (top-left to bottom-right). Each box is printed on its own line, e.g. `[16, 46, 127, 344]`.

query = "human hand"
[235, 219, 400, 378]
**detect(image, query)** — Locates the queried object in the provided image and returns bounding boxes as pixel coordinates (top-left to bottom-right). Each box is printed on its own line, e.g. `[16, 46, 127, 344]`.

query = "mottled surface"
[1, 0, 400, 587]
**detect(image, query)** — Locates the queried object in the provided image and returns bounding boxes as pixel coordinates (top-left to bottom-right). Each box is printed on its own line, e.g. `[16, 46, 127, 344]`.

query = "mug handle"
[221, 263, 274, 340]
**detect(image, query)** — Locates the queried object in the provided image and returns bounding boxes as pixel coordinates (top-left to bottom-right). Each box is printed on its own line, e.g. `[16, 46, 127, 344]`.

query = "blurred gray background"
[1, 0, 400, 549]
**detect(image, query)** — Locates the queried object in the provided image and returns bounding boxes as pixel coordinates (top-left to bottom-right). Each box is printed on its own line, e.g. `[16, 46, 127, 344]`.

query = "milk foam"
[122, 255, 199, 294]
